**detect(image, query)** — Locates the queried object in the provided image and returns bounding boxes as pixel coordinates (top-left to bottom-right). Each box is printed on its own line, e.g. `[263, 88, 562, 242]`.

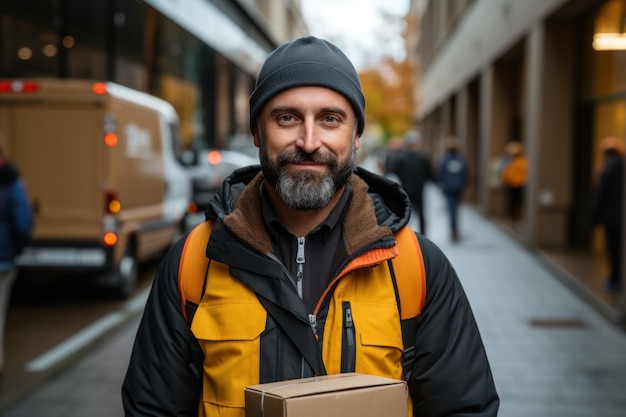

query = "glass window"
[0, 0, 59, 76]
[592, 0, 626, 98]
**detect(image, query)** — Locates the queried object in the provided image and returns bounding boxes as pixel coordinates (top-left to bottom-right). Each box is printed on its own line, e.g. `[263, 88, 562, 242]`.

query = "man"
[436, 136, 468, 242]
[382, 135, 405, 181]
[590, 136, 624, 293]
[122, 36, 499, 416]
[0, 146, 33, 376]
[391, 131, 432, 235]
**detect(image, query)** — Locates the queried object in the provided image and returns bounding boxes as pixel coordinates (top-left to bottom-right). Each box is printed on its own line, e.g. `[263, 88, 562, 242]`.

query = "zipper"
[308, 313, 317, 334]
[296, 236, 305, 298]
[341, 301, 356, 372]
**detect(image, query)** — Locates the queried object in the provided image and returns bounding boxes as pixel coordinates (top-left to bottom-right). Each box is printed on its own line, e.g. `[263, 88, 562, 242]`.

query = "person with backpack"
[122, 36, 499, 417]
[436, 136, 468, 242]
[0, 145, 33, 376]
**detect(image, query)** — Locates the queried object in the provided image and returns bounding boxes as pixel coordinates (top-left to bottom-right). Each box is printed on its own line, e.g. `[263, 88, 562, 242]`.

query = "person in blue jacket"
[0, 146, 33, 375]
[436, 136, 468, 242]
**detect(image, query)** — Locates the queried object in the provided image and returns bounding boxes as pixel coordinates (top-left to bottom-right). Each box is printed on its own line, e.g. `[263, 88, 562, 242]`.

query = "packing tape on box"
[259, 378, 325, 417]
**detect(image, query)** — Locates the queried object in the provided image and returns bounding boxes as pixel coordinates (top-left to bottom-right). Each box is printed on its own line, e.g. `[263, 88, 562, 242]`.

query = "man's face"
[255, 86, 361, 211]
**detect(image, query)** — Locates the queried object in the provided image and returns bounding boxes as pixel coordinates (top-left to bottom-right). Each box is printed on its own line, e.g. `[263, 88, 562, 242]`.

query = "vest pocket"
[350, 302, 404, 378]
[191, 300, 267, 412]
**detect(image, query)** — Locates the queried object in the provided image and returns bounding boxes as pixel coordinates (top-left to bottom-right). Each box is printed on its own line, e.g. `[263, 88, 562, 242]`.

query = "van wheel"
[115, 249, 138, 299]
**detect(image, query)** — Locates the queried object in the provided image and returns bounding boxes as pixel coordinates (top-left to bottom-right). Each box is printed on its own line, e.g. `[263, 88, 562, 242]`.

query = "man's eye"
[323, 115, 339, 123]
[279, 114, 294, 122]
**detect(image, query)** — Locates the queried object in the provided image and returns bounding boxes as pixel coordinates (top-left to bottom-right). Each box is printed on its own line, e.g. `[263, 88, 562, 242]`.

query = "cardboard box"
[245, 373, 408, 417]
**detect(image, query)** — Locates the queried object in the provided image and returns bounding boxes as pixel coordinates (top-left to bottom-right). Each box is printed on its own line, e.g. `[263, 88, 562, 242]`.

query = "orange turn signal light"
[103, 232, 118, 246]
[104, 132, 118, 146]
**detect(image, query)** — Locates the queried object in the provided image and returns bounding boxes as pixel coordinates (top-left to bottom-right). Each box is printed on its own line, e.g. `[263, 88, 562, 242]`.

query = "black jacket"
[591, 152, 623, 227]
[392, 149, 432, 201]
[122, 166, 499, 416]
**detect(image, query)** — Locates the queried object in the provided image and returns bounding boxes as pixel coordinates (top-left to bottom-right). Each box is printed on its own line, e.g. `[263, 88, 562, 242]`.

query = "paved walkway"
[420, 184, 626, 417]
[3, 184, 626, 417]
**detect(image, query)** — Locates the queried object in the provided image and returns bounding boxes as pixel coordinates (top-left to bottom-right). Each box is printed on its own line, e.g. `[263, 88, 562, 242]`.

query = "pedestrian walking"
[590, 136, 624, 293]
[0, 146, 33, 376]
[380, 135, 405, 183]
[501, 141, 528, 225]
[122, 36, 498, 417]
[436, 136, 468, 242]
[391, 131, 433, 235]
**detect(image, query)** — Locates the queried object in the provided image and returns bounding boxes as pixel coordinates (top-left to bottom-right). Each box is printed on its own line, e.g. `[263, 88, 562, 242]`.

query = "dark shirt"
[261, 184, 351, 314]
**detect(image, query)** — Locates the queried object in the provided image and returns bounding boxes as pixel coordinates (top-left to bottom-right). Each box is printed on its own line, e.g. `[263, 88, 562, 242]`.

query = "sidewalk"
[420, 184, 626, 417]
[3, 183, 626, 417]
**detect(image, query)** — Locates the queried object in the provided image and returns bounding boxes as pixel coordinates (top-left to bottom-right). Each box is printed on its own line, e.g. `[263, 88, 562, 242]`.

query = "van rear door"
[9, 104, 105, 239]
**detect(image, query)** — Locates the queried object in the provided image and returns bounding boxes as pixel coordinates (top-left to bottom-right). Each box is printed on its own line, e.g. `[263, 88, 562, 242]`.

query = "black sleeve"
[408, 235, 499, 416]
[122, 237, 203, 417]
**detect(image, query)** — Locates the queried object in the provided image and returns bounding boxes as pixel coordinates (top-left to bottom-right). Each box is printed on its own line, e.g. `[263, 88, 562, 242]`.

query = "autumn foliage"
[358, 13, 418, 143]
[359, 57, 415, 141]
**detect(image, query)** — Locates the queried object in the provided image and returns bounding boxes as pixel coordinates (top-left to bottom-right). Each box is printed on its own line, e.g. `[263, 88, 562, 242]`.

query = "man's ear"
[252, 123, 261, 147]
[355, 135, 361, 150]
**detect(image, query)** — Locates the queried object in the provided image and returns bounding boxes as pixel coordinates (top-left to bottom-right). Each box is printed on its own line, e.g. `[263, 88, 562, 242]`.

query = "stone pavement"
[3, 184, 626, 417]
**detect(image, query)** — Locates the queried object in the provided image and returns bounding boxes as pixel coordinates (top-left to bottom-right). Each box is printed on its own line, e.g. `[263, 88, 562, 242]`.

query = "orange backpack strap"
[390, 226, 426, 381]
[392, 226, 427, 319]
[178, 221, 427, 323]
[178, 221, 214, 323]
[178, 220, 426, 380]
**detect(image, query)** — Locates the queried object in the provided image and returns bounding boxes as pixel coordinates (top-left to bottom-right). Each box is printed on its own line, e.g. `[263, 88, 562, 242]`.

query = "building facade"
[412, 0, 626, 319]
[0, 0, 308, 150]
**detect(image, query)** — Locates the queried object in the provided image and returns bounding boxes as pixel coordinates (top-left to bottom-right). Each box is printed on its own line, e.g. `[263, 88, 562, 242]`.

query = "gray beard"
[259, 137, 357, 211]
[275, 168, 337, 210]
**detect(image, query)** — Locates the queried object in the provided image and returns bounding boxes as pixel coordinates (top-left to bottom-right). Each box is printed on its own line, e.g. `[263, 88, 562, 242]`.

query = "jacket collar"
[210, 166, 411, 256]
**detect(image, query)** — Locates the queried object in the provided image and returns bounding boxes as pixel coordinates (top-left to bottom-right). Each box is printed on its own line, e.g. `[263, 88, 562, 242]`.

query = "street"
[1, 259, 156, 414]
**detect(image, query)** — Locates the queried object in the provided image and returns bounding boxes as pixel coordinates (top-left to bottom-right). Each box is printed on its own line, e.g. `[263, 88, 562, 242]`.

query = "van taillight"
[0, 80, 39, 93]
[105, 191, 121, 214]
[92, 82, 107, 95]
[103, 232, 118, 246]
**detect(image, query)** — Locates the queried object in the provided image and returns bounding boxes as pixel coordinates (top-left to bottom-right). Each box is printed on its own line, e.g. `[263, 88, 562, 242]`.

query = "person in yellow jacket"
[501, 141, 528, 222]
[122, 36, 499, 417]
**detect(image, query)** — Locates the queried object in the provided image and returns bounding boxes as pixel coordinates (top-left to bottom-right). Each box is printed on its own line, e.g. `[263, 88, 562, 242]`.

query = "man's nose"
[296, 118, 321, 153]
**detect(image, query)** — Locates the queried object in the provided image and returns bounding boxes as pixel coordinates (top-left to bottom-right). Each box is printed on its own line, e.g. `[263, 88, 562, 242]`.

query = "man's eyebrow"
[268, 106, 299, 117]
[320, 106, 349, 117]
[267, 106, 349, 117]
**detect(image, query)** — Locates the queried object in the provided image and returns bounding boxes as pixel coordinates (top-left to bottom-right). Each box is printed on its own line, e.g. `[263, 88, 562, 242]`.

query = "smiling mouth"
[288, 161, 326, 171]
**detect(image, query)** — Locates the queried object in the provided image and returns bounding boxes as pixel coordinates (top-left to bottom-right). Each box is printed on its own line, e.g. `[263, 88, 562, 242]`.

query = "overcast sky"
[300, 0, 410, 70]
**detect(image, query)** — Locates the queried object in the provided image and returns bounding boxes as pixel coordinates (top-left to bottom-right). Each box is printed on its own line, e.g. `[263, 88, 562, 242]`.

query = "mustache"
[277, 150, 336, 166]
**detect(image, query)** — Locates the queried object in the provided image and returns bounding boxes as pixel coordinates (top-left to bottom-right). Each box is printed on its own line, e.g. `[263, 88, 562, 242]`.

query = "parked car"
[187, 148, 258, 212]
[227, 133, 258, 159]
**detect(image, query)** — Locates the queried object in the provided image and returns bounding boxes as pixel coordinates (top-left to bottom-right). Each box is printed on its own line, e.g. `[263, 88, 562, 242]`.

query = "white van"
[0, 79, 192, 297]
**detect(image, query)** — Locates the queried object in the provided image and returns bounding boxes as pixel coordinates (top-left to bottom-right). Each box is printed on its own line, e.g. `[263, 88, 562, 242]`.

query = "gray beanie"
[249, 36, 365, 136]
